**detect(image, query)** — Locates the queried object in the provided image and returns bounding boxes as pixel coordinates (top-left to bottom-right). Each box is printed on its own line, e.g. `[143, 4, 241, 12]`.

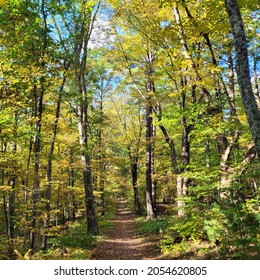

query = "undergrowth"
[160, 201, 260, 260]
[2, 204, 117, 260]
[135, 217, 169, 236]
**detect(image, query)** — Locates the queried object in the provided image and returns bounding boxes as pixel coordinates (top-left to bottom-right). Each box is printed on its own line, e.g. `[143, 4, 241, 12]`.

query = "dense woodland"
[0, 0, 259, 260]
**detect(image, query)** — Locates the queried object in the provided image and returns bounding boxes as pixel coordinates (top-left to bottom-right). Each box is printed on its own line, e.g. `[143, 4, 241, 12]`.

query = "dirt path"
[90, 199, 162, 260]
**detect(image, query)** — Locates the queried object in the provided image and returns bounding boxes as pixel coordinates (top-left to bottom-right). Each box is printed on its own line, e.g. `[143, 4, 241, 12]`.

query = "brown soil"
[90, 199, 162, 260]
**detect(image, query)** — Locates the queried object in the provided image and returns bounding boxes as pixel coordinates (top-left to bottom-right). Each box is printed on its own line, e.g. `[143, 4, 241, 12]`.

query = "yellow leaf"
[0, 0, 6, 8]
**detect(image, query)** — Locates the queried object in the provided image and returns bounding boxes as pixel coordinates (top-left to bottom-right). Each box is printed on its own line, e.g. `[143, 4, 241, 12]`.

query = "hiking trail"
[91, 199, 162, 260]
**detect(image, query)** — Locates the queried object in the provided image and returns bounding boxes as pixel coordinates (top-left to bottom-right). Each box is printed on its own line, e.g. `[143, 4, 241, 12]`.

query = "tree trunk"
[228, 52, 235, 103]
[73, 1, 99, 235]
[7, 175, 15, 259]
[145, 47, 156, 219]
[7, 112, 18, 244]
[30, 84, 44, 251]
[77, 103, 98, 234]
[151, 122, 157, 213]
[176, 176, 186, 217]
[176, 115, 190, 216]
[98, 93, 106, 216]
[100, 173, 105, 216]
[145, 99, 155, 219]
[205, 139, 210, 168]
[216, 131, 239, 199]
[23, 140, 32, 246]
[127, 109, 143, 215]
[30, 0, 48, 250]
[68, 147, 76, 222]
[99, 131, 105, 216]
[7, 180, 15, 242]
[131, 160, 141, 214]
[225, 0, 260, 158]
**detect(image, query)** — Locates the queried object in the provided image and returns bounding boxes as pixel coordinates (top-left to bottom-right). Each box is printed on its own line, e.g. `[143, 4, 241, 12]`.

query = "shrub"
[161, 213, 205, 254]
[60, 220, 95, 249]
[136, 217, 168, 235]
[204, 204, 228, 243]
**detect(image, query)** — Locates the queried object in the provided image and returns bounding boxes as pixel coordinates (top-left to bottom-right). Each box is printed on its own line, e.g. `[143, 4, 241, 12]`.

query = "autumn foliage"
[0, 0, 259, 259]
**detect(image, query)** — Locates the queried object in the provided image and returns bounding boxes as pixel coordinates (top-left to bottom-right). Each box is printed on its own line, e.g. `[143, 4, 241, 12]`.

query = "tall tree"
[29, 0, 49, 250]
[224, 0, 260, 158]
[73, 0, 100, 234]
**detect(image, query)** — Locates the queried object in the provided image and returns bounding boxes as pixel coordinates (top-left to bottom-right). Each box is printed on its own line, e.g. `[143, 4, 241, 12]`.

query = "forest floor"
[90, 199, 163, 260]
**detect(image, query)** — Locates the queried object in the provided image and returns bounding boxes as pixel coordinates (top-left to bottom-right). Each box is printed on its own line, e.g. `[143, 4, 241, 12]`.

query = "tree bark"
[177, 115, 190, 216]
[73, 1, 100, 234]
[68, 147, 76, 222]
[98, 91, 106, 216]
[77, 102, 98, 234]
[176, 177, 185, 217]
[216, 131, 239, 199]
[225, 0, 260, 158]
[127, 125, 142, 214]
[7, 112, 18, 243]
[159, 124, 178, 173]
[30, 0, 48, 250]
[30, 84, 44, 250]
[145, 98, 155, 219]
[131, 159, 141, 214]
[22, 131, 32, 246]
[144, 47, 156, 219]
[151, 121, 157, 212]
[98, 130, 106, 216]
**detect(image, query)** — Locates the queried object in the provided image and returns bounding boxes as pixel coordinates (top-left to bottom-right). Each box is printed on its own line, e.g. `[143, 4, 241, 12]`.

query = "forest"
[0, 0, 259, 260]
